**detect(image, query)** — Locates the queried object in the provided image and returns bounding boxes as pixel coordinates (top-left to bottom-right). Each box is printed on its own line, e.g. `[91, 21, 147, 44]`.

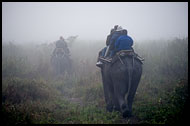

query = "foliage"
[133, 79, 188, 124]
[2, 37, 188, 124]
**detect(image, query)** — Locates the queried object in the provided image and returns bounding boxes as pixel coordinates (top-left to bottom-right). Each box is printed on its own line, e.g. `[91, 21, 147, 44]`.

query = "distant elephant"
[99, 51, 143, 118]
[51, 48, 73, 76]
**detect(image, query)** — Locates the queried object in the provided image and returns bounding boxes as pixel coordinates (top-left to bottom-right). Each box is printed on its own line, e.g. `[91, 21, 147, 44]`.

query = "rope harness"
[99, 50, 144, 66]
[116, 50, 134, 66]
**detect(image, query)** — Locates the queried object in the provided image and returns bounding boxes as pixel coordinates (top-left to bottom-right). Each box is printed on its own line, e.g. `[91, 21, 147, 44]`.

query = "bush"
[133, 79, 188, 124]
[2, 77, 57, 104]
[2, 38, 188, 124]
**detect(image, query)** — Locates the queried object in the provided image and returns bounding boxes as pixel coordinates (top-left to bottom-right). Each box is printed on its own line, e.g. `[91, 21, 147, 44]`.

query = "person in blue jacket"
[112, 29, 134, 56]
[105, 26, 133, 58]
[96, 25, 134, 67]
[96, 25, 118, 67]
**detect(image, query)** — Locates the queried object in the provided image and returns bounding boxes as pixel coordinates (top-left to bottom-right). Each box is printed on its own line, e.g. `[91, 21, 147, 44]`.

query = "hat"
[114, 25, 119, 30]
[60, 36, 64, 40]
[116, 26, 123, 31]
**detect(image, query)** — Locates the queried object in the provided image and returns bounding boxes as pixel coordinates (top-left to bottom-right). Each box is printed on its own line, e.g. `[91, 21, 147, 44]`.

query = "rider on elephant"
[51, 36, 72, 75]
[110, 28, 134, 57]
[106, 26, 134, 58]
[106, 25, 119, 47]
[96, 25, 134, 67]
[52, 36, 70, 57]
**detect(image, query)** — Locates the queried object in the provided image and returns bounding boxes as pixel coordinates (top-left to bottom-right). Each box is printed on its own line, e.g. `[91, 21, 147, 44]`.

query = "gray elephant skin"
[100, 54, 143, 118]
[51, 54, 72, 76]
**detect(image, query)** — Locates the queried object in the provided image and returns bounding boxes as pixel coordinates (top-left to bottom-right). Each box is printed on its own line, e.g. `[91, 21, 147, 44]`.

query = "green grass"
[2, 75, 188, 124]
[133, 79, 188, 124]
[2, 38, 188, 124]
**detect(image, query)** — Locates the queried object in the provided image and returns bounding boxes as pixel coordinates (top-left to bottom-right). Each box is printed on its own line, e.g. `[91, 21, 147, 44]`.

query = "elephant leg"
[58, 60, 61, 75]
[126, 82, 138, 117]
[127, 64, 142, 116]
[55, 60, 59, 75]
[101, 70, 114, 112]
[111, 65, 133, 118]
[69, 59, 73, 75]
[112, 71, 128, 114]
[113, 94, 120, 111]
[67, 59, 72, 75]
[114, 81, 128, 117]
[61, 60, 65, 75]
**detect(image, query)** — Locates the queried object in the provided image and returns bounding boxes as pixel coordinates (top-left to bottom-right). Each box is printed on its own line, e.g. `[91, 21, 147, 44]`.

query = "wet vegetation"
[2, 37, 188, 124]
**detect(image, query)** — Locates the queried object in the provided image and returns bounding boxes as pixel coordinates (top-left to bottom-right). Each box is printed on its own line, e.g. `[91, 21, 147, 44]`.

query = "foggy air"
[2, 2, 188, 124]
[2, 2, 188, 43]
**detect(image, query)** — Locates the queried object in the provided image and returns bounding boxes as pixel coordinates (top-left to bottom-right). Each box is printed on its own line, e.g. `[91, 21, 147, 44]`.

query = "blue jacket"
[100, 47, 107, 57]
[114, 35, 133, 53]
[109, 31, 123, 49]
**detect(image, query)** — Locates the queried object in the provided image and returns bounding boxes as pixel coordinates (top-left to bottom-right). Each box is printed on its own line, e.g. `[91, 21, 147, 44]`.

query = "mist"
[2, 2, 188, 124]
[2, 2, 188, 44]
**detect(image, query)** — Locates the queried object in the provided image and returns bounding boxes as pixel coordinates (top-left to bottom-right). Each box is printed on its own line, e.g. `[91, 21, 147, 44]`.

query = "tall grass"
[2, 37, 188, 124]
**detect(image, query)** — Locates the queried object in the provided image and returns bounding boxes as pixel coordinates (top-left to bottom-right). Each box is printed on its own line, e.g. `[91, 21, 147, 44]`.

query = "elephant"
[51, 49, 73, 76]
[99, 50, 143, 118]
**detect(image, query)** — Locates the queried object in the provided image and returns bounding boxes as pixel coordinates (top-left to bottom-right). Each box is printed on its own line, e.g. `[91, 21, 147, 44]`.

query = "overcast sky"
[2, 2, 188, 43]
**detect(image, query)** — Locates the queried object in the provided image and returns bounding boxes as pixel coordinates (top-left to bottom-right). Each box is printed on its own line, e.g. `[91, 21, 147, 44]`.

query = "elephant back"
[111, 50, 144, 65]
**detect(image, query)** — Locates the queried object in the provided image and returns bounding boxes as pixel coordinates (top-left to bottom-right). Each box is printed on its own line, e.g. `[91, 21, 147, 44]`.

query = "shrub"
[133, 79, 188, 124]
[2, 77, 56, 104]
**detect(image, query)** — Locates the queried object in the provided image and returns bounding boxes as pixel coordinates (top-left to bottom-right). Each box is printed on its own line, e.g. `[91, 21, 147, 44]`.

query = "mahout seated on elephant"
[51, 36, 72, 76]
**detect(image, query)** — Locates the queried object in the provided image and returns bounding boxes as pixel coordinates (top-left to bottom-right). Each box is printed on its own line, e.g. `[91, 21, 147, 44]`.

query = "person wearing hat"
[113, 29, 134, 54]
[104, 26, 124, 58]
[96, 25, 118, 67]
[52, 36, 70, 57]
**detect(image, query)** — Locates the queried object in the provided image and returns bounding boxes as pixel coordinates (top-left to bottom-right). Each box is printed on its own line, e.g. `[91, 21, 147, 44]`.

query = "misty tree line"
[2, 37, 188, 124]
[2, 37, 188, 81]
[134, 37, 188, 80]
